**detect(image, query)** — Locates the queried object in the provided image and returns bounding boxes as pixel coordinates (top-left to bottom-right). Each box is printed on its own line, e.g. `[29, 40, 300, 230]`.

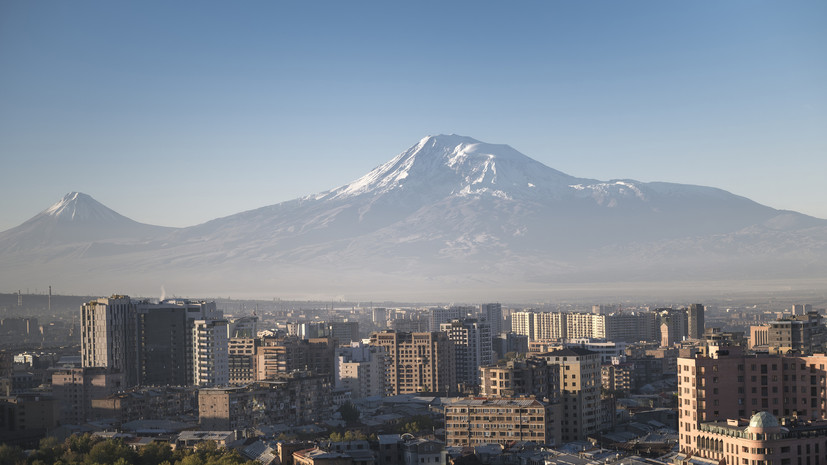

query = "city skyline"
[2, 1, 826, 232]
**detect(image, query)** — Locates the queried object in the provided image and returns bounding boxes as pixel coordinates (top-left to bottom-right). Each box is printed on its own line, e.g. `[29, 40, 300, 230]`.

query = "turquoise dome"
[749, 411, 779, 429]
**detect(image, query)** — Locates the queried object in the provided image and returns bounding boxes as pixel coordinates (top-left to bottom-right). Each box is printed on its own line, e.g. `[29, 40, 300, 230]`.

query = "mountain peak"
[323, 134, 579, 201]
[43, 192, 120, 222]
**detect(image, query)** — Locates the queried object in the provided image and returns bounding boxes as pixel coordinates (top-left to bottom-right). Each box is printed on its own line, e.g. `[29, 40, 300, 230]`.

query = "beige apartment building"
[369, 331, 456, 395]
[533, 348, 601, 442]
[444, 397, 561, 447]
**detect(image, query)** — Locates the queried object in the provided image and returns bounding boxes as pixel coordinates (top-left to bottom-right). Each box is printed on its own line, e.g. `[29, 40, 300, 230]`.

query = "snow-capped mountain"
[2, 135, 827, 300]
[0, 192, 173, 253]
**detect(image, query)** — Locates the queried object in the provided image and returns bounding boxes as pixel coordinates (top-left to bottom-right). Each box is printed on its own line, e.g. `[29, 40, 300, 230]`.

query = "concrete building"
[440, 318, 493, 387]
[256, 336, 335, 381]
[91, 385, 197, 425]
[511, 310, 659, 344]
[293, 448, 353, 465]
[511, 311, 536, 340]
[80, 296, 137, 385]
[688, 304, 705, 340]
[479, 358, 558, 400]
[792, 303, 813, 316]
[750, 325, 770, 349]
[677, 347, 827, 456]
[369, 331, 456, 395]
[603, 312, 660, 343]
[767, 313, 826, 354]
[659, 308, 688, 347]
[51, 367, 124, 425]
[192, 319, 229, 386]
[428, 306, 473, 332]
[444, 397, 560, 446]
[480, 303, 503, 337]
[600, 362, 632, 395]
[0, 394, 59, 447]
[334, 342, 387, 399]
[492, 333, 529, 360]
[81, 296, 226, 388]
[676, 411, 827, 465]
[372, 308, 389, 329]
[228, 337, 258, 385]
[199, 374, 332, 430]
[564, 339, 626, 364]
[135, 304, 190, 386]
[329, 321, 360, 346]
[533, 348, 601, 442]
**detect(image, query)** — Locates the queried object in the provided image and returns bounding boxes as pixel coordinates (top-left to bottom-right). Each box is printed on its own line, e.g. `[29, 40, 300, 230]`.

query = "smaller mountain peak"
[43, 192, 121, 223]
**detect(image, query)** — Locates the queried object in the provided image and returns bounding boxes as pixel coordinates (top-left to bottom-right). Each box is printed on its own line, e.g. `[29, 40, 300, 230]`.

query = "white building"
[192, 319, 229, 386]
[334, 342, 386, 398]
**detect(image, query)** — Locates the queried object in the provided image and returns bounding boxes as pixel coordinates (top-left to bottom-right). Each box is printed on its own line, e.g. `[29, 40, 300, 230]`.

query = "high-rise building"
[329, 321, 359, 346]
[511, 311, 536, 340]
[536, 312, 567, 340]
[81, 296, 137, 386]
[334, 342, 386, 398]
[479, 358, 558, 400]
[492, 333, 529, 360]
[135, 304, 189, 386]
[428, 306, 473, 332]
[688, 304, 705, 340]
[440, 319, 492, 387]
[369, 331, 456, 395]
[659, 308, 688, 347]
[228, 316, 258, 385]
[480, 303, 502, 336]
[767, 313, 827, 354]
[603, 312, 659, 343]
[192, 319, 229, 386]
[510, 310, 659, 344]
[372, 308, 388, 328]
[256, 336, 335, 381]
[533, 348, 601, 442]
[678, 348, 827, 462]
[81, 296, 226, 388]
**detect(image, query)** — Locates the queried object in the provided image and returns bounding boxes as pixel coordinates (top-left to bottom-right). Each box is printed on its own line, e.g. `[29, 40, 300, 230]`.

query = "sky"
[1, 1, 825, 232]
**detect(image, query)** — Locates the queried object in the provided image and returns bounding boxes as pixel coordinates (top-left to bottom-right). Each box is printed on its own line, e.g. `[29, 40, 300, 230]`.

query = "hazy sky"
[1, 1, 825, 232]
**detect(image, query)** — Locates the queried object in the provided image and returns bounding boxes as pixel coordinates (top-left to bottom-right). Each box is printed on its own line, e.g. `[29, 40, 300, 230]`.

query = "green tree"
[29, 436, 62, 464]
[398, 415, 435, 434]
[338, 401, 360, 424]
[0, 443, 24, 465]
[139, 441, 174, 465]
[87, 438, 136, 465]
[65, 433, 97, 455]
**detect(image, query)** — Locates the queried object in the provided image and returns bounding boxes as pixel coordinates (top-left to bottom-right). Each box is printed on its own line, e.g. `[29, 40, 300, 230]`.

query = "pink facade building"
[679, 347, 827, 464]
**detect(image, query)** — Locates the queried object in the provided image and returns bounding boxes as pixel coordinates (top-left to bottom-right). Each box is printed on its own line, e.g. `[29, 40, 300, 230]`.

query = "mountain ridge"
[2, 134, 826, 300]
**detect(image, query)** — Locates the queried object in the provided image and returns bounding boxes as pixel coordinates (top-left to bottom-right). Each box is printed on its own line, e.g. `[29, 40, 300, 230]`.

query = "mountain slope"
[1, 136, 826, 299]
[0, 192, 175, 253]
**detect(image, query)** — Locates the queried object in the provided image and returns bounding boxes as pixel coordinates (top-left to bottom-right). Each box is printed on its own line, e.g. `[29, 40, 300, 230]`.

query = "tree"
[338, 401, 360, 424]
[0, 443, 24, 465]
[139, 441, 173, 465]
[87, 438, 136, 465]
[398, 415, 435, 434]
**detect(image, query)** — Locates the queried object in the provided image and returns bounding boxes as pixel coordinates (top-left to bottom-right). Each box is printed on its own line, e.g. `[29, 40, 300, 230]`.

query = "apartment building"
[369, 331, 456, 395]
[533, 348, 601, 442]
[678, 347, 827, 458]
[444, 397, 560, 446]
[440, 318, 493, 387]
